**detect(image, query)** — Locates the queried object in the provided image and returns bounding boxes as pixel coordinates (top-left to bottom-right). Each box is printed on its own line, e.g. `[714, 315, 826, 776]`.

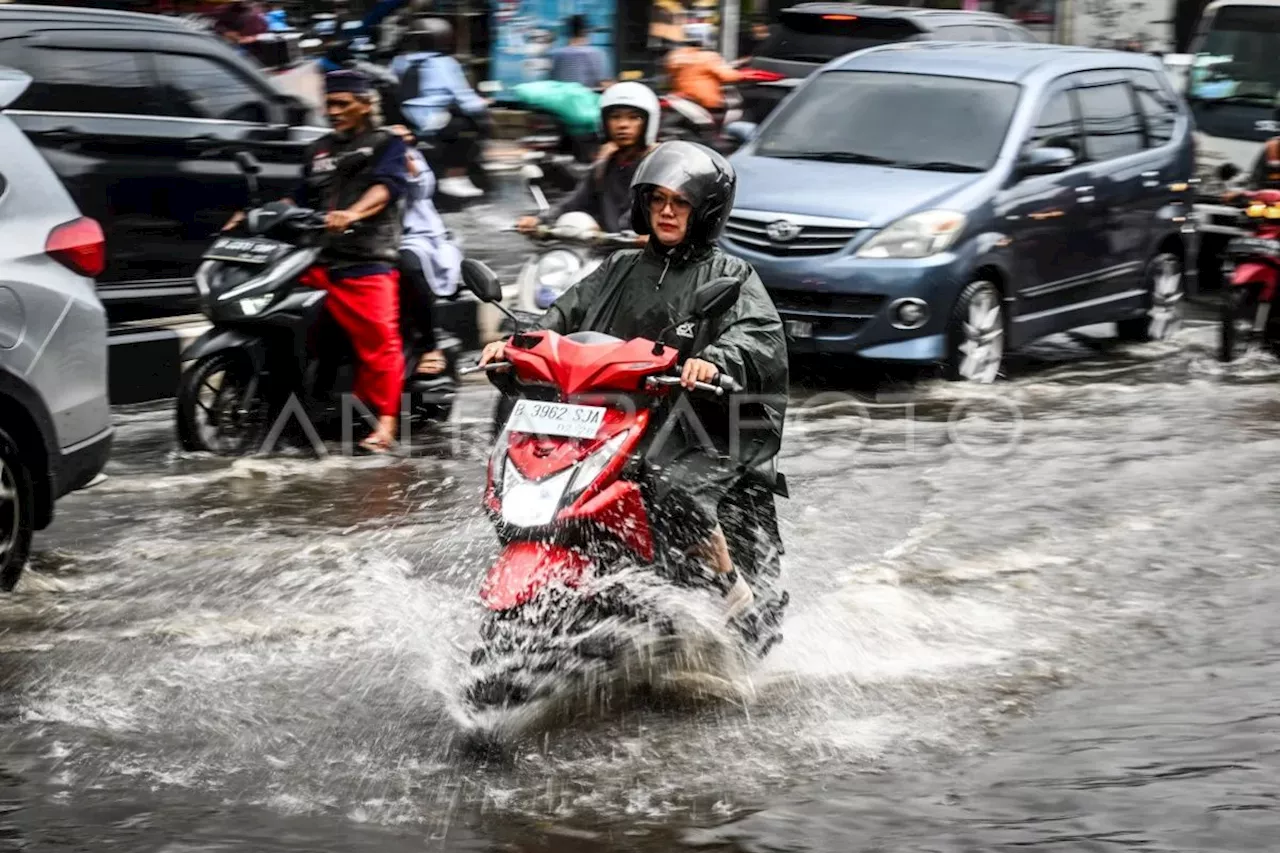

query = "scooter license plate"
[784, 320, 813, 339]
[203, 237, 285, 264]
[507, 400, 607, 439]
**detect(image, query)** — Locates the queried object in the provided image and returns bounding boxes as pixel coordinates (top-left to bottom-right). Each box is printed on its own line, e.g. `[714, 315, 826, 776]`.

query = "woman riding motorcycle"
[516, 81, 662, 237]
[483, 141, 788, 618]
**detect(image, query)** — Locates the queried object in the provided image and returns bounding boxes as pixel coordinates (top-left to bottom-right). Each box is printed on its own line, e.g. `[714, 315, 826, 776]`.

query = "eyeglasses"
[648, 191, 692, 214]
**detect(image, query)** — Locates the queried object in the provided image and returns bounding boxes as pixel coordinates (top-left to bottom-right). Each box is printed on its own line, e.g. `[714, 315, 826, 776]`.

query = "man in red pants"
[295, 70, 410, 452]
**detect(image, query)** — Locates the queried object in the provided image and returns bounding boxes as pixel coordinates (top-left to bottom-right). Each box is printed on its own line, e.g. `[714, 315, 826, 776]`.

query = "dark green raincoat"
[535, 242, 788, 530]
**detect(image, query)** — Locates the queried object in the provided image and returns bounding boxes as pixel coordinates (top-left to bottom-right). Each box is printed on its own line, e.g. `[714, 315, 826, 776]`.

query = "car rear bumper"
[54, 425, 112, 500]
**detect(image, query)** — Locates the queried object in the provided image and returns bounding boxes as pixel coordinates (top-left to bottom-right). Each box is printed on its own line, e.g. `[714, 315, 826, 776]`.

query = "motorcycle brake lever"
[645, 375, 724, 396]
[459, 362, 510, 376]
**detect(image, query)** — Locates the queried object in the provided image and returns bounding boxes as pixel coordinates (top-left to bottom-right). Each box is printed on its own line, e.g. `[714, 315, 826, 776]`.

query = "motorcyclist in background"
[388, 122, 464, 378]
[516, 81, 661, 239]
[665, 38, 743, 126]
[391, 17, 491, 199]
[483, 141, 788, 619]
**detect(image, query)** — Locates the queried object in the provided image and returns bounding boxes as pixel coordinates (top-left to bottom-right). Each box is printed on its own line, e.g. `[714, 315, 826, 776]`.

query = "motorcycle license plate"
[1226, 236, 1280, 259]
[507, 400, 606, 439]
[785, 320, 813, 339]
[203, 237, 285, 265]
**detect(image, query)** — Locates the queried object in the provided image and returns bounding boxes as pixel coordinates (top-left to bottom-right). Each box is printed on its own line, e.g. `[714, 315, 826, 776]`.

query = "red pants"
[300, 266, 404, 418]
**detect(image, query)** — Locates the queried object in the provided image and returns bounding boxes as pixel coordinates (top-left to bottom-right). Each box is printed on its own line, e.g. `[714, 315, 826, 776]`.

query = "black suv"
[741, 4, 1037, 123]
[0, 5, 325, 320]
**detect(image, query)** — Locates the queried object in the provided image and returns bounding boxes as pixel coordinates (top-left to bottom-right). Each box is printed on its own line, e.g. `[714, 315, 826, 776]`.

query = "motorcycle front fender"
[1231, 261, 1280, 302]
[181, 328, 267, 373]
[480, 541, 592, 611]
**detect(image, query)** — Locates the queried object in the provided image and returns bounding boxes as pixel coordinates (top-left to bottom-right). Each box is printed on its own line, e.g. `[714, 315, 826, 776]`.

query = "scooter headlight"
[533, 249, 583, 309]
[501, 464, 574, 528]
[238, 294, 273, 316]
[567, 430, 631, 498]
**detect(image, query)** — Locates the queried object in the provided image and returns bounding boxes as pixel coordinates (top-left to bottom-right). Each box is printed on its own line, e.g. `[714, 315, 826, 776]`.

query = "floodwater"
[3, 201, 1280, 852]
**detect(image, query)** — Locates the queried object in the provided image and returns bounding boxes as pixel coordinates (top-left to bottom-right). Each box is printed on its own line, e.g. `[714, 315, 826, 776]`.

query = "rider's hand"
[222, 210, 245, 232]
[516, 216, 540, 235]
[325, 209, 359, 233]
[680, 358, 719, 390]
[478, 340, 508, 367]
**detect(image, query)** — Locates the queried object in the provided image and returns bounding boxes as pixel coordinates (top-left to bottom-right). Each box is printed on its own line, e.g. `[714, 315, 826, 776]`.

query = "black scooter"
[175, 151, 460, 456]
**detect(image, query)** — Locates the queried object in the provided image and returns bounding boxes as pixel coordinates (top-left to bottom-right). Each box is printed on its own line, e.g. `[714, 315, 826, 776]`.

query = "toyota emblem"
[766, 219, 801, 242]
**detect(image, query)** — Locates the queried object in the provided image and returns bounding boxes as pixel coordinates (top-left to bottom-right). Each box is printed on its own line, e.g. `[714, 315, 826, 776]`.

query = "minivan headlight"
[856, 210, 967, 259]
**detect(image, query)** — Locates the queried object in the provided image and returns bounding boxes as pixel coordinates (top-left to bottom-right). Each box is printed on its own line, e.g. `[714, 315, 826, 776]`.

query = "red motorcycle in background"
[1219, 187, 1280, 362]
[455, 263, 788, 714]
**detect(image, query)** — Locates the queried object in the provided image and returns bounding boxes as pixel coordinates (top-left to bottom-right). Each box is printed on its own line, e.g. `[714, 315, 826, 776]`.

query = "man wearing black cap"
[295, 70, 410, 453]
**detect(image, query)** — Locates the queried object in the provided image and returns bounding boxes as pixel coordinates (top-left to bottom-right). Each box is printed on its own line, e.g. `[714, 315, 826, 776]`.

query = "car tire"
[944, 280, 1005, 383]
[0, 428, 36, 592]
[1118, 251, 1184, 343]
[176, 352, 268, 456]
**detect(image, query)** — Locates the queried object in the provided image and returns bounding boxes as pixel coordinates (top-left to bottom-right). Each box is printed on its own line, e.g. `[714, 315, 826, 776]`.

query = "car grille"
[769, 289, 884, 318]
[724, 214, 862, 257]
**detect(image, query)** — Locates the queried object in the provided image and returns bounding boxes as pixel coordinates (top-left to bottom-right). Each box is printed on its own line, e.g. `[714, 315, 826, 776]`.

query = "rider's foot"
[438, 176, 484, 198]
[722, 569, 754, 621]
[358, 416, 397, 455]
[415, 349, 448, 376]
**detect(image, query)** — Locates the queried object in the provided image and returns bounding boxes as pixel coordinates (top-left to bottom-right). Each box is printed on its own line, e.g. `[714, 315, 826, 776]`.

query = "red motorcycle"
[456, 263, 788, 712]
[1219, 187, 1280, 361]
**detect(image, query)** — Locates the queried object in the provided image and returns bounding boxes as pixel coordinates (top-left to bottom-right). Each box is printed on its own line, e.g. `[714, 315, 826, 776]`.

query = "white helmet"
[599, 81, 661, 147]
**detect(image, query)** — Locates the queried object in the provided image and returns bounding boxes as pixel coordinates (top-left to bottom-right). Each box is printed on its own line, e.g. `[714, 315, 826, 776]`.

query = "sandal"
[357, 434, 393, 455]
[414, 350, 448, 377]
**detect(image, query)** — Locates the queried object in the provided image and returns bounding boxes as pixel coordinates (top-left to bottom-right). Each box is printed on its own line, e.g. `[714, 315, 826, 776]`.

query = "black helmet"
[404, 17, 453, 53]
[630, 141, 736, 257]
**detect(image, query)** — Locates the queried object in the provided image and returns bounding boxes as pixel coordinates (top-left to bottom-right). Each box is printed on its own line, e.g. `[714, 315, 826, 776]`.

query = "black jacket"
[537, 243, 787, 474]
[295, 125, 409, 271]
[539, 148, 646, 233]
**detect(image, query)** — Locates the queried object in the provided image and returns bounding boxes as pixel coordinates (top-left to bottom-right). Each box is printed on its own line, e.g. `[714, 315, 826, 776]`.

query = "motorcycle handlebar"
[512, 223, 640, 247]
[645, 372, 742, 396]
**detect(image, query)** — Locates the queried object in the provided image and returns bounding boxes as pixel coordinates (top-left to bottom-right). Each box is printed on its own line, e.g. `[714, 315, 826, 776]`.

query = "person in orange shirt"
[665, 39, 742, 122]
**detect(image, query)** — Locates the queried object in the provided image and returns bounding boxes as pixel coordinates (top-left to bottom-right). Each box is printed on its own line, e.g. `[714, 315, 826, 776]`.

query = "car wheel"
[0, 428, 35, 592]
[176, 352, 269, 456]
[945, 280, 1005, 383]
[1219, 285, 1259, 363]
[1118, 252, 1184, 342]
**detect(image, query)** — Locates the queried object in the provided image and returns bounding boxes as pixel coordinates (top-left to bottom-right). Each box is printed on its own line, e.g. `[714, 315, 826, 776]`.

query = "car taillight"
[739, 69, 787, 83]
[46, 217, 106, 278]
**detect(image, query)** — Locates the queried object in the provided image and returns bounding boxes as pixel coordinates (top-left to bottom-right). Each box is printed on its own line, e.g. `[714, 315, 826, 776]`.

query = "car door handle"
[1076, 185, 1095, 203]
[1141, 170, 1160, 177]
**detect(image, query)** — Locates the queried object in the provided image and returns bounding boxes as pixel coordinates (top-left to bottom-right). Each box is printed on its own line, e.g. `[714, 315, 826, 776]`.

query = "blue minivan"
[721, 42, 1198, 381]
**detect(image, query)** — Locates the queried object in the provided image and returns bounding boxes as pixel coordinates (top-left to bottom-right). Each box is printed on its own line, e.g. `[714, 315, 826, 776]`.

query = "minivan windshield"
[1188, 4, 1280, 109]
[755, 71, 1020, 172]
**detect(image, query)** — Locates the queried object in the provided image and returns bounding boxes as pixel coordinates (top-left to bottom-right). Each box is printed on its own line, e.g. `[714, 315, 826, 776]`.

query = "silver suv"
[0, 68, 112, 589]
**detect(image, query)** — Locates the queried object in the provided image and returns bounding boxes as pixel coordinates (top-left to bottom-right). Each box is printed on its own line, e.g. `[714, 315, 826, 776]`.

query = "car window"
[1075, 81, 1145, 161]
[759, 13, 922, 63]
[151, 51, 271, 123]
[1128, 69, 1178, 147]
[1025, 89, 1083, 159]
[2, 46, 156, 115]
[755, 70, 1020, 172]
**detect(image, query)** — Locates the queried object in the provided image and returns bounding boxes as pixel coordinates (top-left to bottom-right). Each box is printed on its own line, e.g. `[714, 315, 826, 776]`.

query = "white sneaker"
[722, 572, 754, 621]
[437, 176, 485, 199]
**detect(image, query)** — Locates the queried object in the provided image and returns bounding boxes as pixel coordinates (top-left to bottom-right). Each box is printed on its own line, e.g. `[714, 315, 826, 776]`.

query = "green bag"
[506, 81, 602, 136]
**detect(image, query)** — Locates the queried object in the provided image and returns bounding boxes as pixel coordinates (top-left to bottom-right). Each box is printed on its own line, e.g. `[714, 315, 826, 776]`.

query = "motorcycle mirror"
[692, 276, 742, 320]
[520, 163, 545, 183]
[1218, 162, 1242, 183]
[234, 150, 264, 176]
[461, 258, 503, 304]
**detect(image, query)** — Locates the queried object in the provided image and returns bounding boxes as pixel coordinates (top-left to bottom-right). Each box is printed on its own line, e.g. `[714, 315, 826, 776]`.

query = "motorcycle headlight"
[856, 210, 967, 260]
[239, 295, 273, 316]
[533, 249, 583, 309]
[501, 464, 574, 528]
[567, 430, 631, 497]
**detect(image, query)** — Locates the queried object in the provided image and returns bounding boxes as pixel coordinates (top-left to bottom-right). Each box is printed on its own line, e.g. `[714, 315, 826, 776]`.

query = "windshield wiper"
[896, 160, 985, 173]
[768, 150, 900, 165]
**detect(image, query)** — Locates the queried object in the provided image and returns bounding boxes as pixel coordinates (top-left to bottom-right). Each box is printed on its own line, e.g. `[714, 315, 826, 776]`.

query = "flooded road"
[3, 198, 1280, 850]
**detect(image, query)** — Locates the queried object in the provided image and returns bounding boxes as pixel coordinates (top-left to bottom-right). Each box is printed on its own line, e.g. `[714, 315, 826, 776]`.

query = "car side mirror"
[461, 258, 503, 303]
[725, 120, 758, 143]
[692, 276, 741, 320]
[1018, 146, 1076, 177]
[1218, 162, 1241, 182]
[279, 94, 313, 126]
